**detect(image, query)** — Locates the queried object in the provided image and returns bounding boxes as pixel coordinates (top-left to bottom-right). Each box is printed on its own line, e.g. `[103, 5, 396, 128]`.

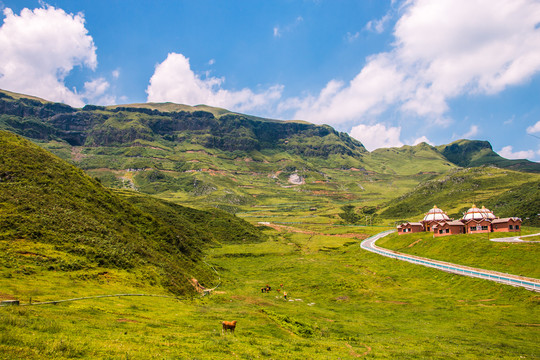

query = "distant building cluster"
[397, 205, 522, 237]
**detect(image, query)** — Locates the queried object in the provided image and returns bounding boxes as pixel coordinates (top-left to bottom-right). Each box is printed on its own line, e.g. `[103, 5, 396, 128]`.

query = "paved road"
[361, 230, 540, 292]
[489, 232, 540, 243]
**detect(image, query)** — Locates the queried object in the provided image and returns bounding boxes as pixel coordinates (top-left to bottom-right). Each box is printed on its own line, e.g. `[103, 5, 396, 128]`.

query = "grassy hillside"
[368, 142, 456, 175]
[437, 139, 540, 173]
[485, 180, 540, 226]
[380, 167, 540, 221]
[0, 130, 264, 294]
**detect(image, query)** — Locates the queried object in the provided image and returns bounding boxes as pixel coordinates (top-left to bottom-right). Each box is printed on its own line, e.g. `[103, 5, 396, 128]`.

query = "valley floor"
[1, 222, 539, 359]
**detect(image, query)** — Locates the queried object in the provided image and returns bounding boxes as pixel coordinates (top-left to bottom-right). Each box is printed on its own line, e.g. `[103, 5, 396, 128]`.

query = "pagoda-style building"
[420, 205, 450, 232]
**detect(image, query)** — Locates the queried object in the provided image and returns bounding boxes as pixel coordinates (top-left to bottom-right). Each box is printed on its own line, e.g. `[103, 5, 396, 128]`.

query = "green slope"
[484, 180, 540, 226]
[368, 142, 456, 175]
[436, 139, 540, 173]
[0, 130, 264, 294]
[380, 166, 540, 221]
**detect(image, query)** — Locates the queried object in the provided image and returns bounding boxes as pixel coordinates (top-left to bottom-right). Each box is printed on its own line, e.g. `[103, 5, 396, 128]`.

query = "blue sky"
[1, 0, 540, 161]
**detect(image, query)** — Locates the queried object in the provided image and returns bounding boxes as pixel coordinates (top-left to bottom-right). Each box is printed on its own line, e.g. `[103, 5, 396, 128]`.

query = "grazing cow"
[222, 320, 237, 335]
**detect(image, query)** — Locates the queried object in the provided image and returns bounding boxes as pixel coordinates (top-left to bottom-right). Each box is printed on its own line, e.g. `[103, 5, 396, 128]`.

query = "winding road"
[361, 230, 540, 292]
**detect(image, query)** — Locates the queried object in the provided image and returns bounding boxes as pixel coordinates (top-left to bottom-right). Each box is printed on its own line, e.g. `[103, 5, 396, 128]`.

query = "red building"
[420, 205, 450, 232]
[491, 217, 522, 232]
[397, 222, 424, 234]
[464, 218, 492, 234]
[433, 220, 465, 237]
[396, 204, 521, 236]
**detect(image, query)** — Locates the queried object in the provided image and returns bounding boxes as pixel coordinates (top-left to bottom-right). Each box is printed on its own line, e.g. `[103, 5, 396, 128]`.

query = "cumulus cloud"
[412, 135, 432, 145]
[285, 53, 409, 125]
[0, 6, 100, 107]
[146, 53, 283, 113]
[460, 125, 479, 139]
[527, 120, 540, 134]
[498, 145, 536, 160]
[287, 0, 540, 127]
[83, 77, 115, 105]
[349, 123, 404, 151]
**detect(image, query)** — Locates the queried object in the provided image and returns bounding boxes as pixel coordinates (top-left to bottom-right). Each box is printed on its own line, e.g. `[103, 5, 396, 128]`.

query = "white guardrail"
[361, 230, 540, 292]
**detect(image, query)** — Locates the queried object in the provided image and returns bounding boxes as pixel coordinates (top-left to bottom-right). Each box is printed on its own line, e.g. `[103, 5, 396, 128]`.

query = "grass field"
[1, 224, 538, 359]
[377, 229, 540, 278]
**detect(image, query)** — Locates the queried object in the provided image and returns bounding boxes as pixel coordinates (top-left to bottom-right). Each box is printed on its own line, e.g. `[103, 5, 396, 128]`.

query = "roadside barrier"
[361, 230, 540, 292]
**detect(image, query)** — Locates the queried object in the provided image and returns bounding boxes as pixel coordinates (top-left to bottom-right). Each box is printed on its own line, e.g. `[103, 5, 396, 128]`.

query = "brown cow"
[222, 320, 237, 335]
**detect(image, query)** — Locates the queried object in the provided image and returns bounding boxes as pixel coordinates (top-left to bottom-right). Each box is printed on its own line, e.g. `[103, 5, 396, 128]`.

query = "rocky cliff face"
[0, 91, 368, 157]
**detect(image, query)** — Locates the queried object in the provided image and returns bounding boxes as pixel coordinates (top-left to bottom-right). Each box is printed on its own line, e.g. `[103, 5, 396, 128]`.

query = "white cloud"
[498, 145, 536, 160]
[346, 31, 360, 42]
[286, 53, 409, 125]
[527, 120, 540, 134]
[112, 69, 120, 79]
[273, 16, 303, 38]
[365, 12, 392, 34]
[461, 125, 479, 139]
[412, 135, 432, 145]
[286, 0, 540, 128]
[83, 77, 115, 105]
[0, 6, 98, 107]
[208, 59, 215, 66]
[504, 116, 515, 125]
[146, 53, 283, 113]
[349, 123, 404, 151]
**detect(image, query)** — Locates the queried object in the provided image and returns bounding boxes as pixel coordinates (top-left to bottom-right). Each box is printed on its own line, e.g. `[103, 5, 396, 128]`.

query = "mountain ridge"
[0, 88, 537, 172]
[0, 88, 538, 214]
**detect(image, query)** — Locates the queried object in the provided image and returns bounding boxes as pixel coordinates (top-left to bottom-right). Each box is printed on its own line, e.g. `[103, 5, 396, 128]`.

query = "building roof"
[480, 206, 496, 219]
[398, 222, 424, 228]
[433, 220, 465, 229]
[462, 204, 484, 221]
[422, 205, 450, 222]
[463, 218, 491, 224]
[491, 217, 522, 224]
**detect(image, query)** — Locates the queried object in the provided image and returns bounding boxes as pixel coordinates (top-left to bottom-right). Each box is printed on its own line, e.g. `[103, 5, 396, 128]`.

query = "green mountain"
[436, 139, 539, 172]
[380, 166, 540, 225]
[0, 130, 264, 294]
[0, 89, 367, 156]
[0, 88, 538, 216]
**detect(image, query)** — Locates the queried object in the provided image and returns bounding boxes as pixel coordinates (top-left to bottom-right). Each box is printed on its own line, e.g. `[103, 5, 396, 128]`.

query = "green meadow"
[377, 230, 540, 278]
[1, 224, 538, 359]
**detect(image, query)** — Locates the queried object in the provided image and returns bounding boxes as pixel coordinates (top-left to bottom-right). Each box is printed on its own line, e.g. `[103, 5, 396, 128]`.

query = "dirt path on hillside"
[261, 223, 368, 240]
